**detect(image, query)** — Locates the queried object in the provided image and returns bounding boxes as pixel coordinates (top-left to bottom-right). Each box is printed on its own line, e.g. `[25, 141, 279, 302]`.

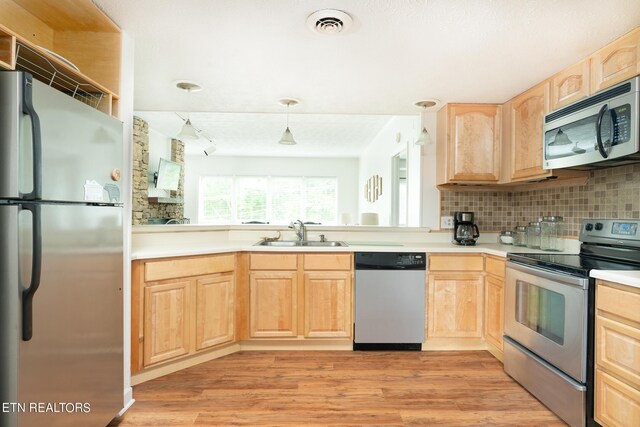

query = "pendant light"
[177, 117, 199, 140]
[175, 81, 202, 141]
[414, 100, 439, 146]
[278, 98, 299, 145]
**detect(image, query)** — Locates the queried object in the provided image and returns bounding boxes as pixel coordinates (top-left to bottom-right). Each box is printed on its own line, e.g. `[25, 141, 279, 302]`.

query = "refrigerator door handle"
[21, 73, 42, 201]
[20, 203, 42, 341]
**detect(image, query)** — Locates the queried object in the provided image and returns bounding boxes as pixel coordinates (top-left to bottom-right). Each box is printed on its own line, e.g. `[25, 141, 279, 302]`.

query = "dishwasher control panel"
[355, 252, 426, 270]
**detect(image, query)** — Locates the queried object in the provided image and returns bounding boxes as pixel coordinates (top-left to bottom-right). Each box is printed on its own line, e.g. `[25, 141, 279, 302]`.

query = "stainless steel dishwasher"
[354, 252, 426, 351]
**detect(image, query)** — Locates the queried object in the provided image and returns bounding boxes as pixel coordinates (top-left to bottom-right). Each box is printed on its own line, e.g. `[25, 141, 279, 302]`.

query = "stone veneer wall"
[132, 116, 185, 225]
[440, 164, 640, 237]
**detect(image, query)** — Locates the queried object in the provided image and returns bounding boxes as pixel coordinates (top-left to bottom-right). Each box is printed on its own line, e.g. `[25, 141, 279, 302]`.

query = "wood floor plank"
[110, 350, 566, 426]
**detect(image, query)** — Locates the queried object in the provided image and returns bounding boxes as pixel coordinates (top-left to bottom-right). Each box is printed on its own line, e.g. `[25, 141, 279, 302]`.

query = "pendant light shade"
[279, 127, 296, 145]
[278, 98, 299, 145]
[177, 118, 200, 141]
[413, 99, 439, 146]
[414, 127, 431, 146]
[174, 80, 203, 141]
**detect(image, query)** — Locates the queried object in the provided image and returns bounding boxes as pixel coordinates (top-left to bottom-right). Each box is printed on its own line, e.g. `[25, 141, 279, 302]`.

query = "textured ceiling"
[95, 0, 640, 115]
[135, 111, 401, 157]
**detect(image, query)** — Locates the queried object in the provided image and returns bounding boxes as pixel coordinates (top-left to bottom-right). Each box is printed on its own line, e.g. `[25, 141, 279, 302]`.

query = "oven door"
[505, 261, 589, 382]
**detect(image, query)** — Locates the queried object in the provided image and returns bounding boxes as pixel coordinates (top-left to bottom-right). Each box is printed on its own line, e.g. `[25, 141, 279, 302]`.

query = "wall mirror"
[135, 111, 435, 227]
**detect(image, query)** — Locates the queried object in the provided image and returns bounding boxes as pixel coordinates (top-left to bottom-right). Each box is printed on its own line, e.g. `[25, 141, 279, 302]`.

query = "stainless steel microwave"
[543, 76, 640, 170]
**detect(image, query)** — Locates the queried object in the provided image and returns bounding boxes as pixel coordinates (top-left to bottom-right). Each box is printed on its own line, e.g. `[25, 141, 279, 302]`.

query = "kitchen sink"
[254, 240, 348, 247]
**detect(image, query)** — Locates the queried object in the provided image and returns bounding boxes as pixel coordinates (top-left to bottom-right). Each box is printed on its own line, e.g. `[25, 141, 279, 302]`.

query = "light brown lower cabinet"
[142, 272, 236, 368]
[132, 254, 237, 373]
[428, 272, 484, 338]
[143, 279, 191, 366]
[249, 271, 298, 338]
[483, 255, 505, 355]
[248, 253, 353, 339]
[303, 271, 352, 338]
[595, 280, 640, 427]
[484, 274, 504, 350]
[196, 273, 235, 350]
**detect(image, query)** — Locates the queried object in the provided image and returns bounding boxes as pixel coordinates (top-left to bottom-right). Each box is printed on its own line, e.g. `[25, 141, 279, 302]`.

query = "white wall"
[358, 116, 423, 226]
[421, 111, 440, 229]
[183, 155, 359, 224]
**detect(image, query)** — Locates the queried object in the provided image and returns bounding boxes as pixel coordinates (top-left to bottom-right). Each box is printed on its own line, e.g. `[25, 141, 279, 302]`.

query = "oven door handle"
[506, 260, 589, 289]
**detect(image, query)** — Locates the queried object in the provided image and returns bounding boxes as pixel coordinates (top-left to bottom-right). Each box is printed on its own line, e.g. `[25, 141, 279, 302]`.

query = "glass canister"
[513, 226, 528, 246]
[527, 221, 541, 249]
[541, 216, 565, 251]
[499, 230, 515, 245]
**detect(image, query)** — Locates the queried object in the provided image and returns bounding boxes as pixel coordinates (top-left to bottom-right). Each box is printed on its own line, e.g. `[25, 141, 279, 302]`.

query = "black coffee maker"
[453, 211, 480, 246]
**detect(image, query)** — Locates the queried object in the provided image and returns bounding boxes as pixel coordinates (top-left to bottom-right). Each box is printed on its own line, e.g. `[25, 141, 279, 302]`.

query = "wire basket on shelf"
[14, 42, 107, 111]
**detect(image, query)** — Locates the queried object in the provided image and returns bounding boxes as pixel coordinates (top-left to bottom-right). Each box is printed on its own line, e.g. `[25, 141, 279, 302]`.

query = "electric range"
[505, 219, 640, 427]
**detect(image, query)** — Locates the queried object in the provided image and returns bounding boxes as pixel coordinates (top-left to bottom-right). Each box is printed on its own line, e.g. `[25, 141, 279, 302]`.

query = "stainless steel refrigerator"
[0, 72, 124, 427]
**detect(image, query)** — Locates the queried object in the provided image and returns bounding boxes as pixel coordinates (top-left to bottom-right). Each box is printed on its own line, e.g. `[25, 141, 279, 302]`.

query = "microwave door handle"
[595, 103, 611, 159]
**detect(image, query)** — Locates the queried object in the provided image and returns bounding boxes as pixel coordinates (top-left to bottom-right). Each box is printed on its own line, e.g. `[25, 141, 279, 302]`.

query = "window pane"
[200, 177, 232, 223]
[236, 177, 267, 223]
[270, 177, 302, 224]
[304, 178, 337, 224]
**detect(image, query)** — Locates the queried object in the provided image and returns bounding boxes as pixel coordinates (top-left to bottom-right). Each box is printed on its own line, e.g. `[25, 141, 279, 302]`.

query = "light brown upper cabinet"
[550, 59, 591, 110]
[0, 0, 122, 116]
[436, 104, 501, 185]
[510, 81, 551, 182]
[591, 27, 640, 93]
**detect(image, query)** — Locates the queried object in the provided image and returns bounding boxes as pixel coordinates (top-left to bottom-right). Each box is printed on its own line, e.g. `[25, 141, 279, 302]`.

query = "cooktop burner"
[508, 252, 640, 278]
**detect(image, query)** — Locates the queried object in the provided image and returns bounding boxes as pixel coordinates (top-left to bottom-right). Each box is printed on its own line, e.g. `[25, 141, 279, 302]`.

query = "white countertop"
[590, 270, 640, 289]
[131, 241, 578, 260]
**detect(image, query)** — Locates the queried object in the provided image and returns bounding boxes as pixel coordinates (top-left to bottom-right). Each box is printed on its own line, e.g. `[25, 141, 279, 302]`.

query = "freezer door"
[18, 204, 123, 427]
[20, 77, 123, 203]
[0, 205, 20, 427]
[0, 72, 21, 200]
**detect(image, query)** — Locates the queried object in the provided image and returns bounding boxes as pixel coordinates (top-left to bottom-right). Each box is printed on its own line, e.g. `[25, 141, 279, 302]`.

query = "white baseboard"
[118, 387, 135, 417]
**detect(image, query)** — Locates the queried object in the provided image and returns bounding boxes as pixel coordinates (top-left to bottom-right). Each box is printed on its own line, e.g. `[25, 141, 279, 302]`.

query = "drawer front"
[485, 255, 506, 278]
[250, 253, 297, 270]
[597, 315, 640, 389]
[145, 254, 235, 282]
[597, 281, 640, 324]
[429, 254, 483, 271]
[303, 253, 352, 271]
[595, 369, 640, 427]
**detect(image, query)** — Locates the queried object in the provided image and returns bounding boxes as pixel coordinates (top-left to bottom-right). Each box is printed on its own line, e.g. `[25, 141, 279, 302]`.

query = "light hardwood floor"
[109, 351, 565, 426]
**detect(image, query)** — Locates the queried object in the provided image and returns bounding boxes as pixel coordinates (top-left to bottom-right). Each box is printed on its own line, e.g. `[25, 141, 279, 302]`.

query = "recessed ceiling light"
[174, 80, 202, 93]
[306, 9, 353, 35]
[414, 99, 440, 109]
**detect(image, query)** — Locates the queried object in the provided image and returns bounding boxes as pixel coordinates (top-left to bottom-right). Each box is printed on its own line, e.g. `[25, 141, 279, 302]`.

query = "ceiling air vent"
[306, 9, 353, 35]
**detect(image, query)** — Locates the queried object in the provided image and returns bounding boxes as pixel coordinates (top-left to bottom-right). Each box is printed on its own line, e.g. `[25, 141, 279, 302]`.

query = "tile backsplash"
[440, 164, 640, 237]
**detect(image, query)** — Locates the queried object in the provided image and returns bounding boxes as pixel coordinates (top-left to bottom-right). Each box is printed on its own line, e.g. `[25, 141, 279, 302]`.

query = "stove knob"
[585, 223, 593, 231]
[595, 223, 604, 231]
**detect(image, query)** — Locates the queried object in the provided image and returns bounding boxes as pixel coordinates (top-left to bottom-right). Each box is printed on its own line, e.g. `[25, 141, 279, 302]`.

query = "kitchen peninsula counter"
[131, 224, 582, 260]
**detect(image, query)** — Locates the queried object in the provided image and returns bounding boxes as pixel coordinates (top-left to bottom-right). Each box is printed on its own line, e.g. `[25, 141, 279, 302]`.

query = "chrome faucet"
[289, 219, 307, 241]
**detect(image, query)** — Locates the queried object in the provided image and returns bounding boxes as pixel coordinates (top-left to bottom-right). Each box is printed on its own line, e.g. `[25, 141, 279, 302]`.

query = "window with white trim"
[199, 176, 338, 225]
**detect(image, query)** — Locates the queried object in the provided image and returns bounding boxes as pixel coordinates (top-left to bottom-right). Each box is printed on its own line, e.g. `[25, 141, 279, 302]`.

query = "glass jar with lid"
[499, 230, 515, 245]
[513, 226, 528, 246]
[540, 216, 565, 251]
[526, 221, 541, 249]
